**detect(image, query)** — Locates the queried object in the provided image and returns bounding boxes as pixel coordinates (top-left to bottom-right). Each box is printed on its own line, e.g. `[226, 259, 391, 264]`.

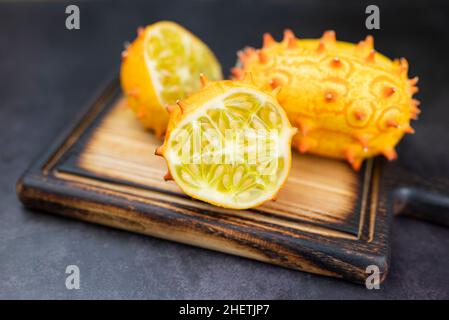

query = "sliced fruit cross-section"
[156, 78, 296, 209]
[121, 21, 222, 137]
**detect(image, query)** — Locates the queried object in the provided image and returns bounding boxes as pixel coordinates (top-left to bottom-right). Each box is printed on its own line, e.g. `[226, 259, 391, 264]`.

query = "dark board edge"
[17, 171, 389, 284]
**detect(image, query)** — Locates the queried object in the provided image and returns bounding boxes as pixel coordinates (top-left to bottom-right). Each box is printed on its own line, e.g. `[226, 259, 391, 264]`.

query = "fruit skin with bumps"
[120, 21, 222, 137]
[155, 76, 297, 209]
[232, 29, 420, 170]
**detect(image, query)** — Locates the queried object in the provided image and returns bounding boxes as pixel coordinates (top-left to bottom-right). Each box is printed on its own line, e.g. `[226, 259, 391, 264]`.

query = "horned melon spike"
[233, 29, 420, 170]
[263, 33, 276, 48]
[199, 73, 209, 88]
[176, 100, 187, 113]
[322, 30, 336, 43]
[358, 35, 374, 50]
[137, 26, 144, 36]
[258, 50, 269, 63]
[283, 29, 296, 48]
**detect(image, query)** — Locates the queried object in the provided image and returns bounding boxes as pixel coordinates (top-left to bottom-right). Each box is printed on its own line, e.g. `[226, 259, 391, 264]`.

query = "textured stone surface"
[0, 0, 448, 299]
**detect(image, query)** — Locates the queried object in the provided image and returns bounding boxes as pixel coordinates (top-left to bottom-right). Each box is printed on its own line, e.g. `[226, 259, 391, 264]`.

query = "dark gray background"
[1, 0, 448, 299]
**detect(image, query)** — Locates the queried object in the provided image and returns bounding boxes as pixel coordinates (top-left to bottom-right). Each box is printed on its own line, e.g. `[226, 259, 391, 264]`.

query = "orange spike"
[410, 113, 419, 120]
[354, 109, 366, 121]
[356, 41, 364, 50]
[298, 139, 311, 153]
[166, 104, 176, 113]
[355, 134, 370, 148]
[231, 67, 244, 79]
[242, 47, 256, 61]
[127, 87, 140, 98]
[237, 48, 256, 66]
[176, 100, 187, 113]
[297, 119, 315, 136]
[287, 37, 296, 49]
[343, 148, 362, 171]
[121, 50, 128, 59]
[155, 146, 164, 156]
[399, 58, 409, 74]
[382, 148, 398, 161]
[263, 33, 276, 48]
[350, 162, 361, 171]
[386, 118, 399, 128]
[366, 50, 376, 62]
[163, 171, 172, 181]
[269, 77, 283, 89]
[258, 50, 269, 64]
[283, 29, 295, 41]
[409, 76, 419, 86]
[322, 30, 336, 43]
[356, 35, 374, 53]
[246, 47, 257, 54]
[137, 27, 144, 36]
[383, 86, 396, 97]
[199, 73, 209, 87]
[283, 29, 296, 48]
[316, 41, 325, 53]
[411, 86, 419, 94]
[237, 50, 247, 65]
[412, 99, 421, 107]
[410, 107, 421, 116]
[344, 148, 355, 164]
[331, 56, 342, 68]
[364, 35, 374, 49]
[324, 92, 334, 102]
[403, 126, 415, 134]
[352, 160, 362, 171]
[411, 105, 421, 115]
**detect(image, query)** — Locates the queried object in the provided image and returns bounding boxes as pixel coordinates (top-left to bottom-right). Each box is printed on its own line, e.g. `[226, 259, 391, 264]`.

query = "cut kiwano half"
[232, 30, 419, 170]
[120, 21, 222, 137]
[156, 78, 297, 209]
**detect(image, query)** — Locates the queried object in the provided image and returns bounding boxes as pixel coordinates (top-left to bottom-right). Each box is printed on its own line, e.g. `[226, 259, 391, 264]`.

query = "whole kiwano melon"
[232, 30, 419, 170]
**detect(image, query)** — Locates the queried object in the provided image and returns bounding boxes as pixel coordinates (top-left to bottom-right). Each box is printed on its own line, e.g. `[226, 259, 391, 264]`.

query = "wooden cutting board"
[18, 81, 447, 284]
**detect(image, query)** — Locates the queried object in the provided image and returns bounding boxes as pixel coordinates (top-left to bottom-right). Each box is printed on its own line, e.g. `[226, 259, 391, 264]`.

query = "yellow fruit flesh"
[120, 21, 222, 137]
[159, 80, 295, 209]
[145, 24, 222, 105]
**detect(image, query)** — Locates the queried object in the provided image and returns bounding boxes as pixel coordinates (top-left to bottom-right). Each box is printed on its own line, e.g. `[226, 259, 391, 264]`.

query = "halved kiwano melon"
[156, 79, 297, 209]
[120, 21, 222, 137]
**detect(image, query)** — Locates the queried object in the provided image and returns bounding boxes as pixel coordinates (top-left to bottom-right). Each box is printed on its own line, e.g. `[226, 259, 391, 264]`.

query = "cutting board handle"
[388, 162, 449, 227]
[394, 187, 449, 227]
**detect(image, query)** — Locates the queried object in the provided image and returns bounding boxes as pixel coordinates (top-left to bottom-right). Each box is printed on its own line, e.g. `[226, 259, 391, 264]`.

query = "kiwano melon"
[232, 30, 420, 170]
[155, 75, 296, 209]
